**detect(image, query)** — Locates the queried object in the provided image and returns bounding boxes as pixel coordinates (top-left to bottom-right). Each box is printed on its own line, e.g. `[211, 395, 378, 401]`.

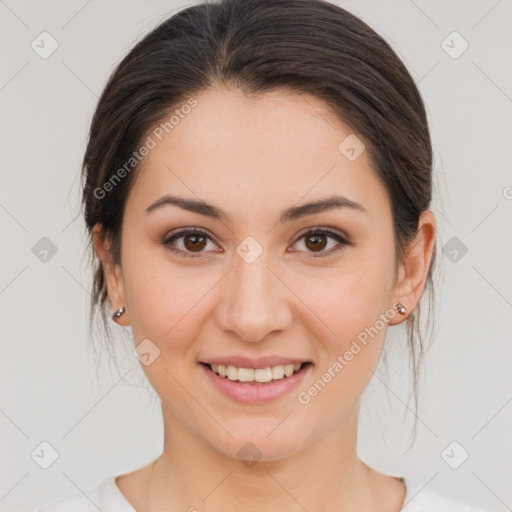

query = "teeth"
[271, 365, 284, 380]
[209, 362, 305, 383]
[227, 365, 238, 381]
[238, 368, 254, 382]
[283, 364, 294, 377]
[254, 368, 272, 383]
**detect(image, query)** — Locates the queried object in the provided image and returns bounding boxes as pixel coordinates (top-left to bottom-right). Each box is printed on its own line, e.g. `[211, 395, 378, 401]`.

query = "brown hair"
[81, 0, 437, 427]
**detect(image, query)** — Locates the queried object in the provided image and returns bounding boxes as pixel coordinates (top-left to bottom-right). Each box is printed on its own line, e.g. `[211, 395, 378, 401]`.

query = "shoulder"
[31, 473, 488, 512]
[31, 475, 135, 512]
[402, 478, 488, 512]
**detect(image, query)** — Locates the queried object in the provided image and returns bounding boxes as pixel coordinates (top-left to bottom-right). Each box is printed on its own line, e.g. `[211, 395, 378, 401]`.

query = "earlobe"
[109, 264, 130, 326]
[92, 224, 131, 326]
[388, 210, 436, 326]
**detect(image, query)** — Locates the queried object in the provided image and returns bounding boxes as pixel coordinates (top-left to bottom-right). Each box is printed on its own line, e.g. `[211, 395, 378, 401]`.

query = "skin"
[93, 84, 436, 511]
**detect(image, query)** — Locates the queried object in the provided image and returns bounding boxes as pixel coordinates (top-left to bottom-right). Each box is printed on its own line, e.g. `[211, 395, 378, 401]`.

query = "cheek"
[295, 273, 390, 421]
[297, 252, 394, 342]
[122, 244, 216, 347]
[294, 246, 395, 389]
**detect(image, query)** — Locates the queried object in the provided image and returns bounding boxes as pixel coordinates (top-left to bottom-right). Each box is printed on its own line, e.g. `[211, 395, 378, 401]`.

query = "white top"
[32, 475, 487, 511]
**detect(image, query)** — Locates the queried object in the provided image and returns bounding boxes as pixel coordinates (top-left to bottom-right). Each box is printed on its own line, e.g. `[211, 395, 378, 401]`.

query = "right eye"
[162, 228, 220, 257]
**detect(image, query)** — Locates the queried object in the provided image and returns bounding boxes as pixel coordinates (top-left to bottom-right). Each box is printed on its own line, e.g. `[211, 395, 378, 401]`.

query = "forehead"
[126, 85, 390, 222]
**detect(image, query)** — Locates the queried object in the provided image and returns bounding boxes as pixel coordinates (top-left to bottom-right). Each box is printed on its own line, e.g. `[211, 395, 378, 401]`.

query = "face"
[96, 84, 434, 463]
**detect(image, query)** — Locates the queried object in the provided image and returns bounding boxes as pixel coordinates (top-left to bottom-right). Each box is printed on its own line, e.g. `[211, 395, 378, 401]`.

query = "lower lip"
[200, 363, 312, 403]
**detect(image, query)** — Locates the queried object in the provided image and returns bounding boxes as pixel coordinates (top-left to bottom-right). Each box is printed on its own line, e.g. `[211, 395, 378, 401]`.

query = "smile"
[200, 362, 313, 403]
[206, 362, 306, 384]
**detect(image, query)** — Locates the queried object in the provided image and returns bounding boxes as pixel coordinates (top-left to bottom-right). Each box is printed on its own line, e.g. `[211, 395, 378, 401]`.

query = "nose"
[214, 248, 293, 343]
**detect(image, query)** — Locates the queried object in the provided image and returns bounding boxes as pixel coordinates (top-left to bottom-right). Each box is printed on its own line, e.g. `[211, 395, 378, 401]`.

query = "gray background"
[1, 1, 511, 510]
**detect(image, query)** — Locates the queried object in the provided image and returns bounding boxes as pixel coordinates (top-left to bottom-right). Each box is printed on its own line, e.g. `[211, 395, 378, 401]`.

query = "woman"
[34, 0, 486, 510]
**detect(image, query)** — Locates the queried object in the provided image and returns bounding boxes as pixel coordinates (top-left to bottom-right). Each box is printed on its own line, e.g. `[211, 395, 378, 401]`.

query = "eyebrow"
[144, 193, 367, 223]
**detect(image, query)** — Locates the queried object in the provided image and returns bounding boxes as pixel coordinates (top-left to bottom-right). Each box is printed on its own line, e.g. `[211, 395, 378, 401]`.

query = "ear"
[92, 223, 130, 327]
[388, 210, 436, 326]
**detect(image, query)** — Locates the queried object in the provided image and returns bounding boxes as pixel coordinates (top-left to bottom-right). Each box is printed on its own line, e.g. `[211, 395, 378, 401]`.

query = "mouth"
[200, 362, 313, 385]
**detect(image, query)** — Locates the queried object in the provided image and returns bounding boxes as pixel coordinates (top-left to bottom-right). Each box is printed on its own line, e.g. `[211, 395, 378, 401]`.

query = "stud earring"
[396, 302, 407, 315]
[112, 306, 126, 321]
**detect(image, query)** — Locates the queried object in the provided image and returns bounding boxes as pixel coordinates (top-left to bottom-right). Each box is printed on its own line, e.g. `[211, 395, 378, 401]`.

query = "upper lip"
[201, 356, 312, 369]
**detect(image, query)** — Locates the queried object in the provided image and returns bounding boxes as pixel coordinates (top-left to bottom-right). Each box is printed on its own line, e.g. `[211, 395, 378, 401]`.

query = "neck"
[145, 401, 382, 511]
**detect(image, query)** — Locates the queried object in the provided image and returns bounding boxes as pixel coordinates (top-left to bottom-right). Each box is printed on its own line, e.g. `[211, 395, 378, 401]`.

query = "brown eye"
[304, 233, 328, 252]
[292, 228, 351, 258]
[183, 233, 207, 252]
[163, 228, 217, 257]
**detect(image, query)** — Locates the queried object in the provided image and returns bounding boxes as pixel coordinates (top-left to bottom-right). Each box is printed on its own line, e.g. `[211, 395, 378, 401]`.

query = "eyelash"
[162, 227, 351, 259]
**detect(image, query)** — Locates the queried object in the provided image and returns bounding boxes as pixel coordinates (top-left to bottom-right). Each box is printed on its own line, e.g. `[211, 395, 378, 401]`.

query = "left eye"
[162, 228, 350, 258]
[291, 228, 350, 257]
